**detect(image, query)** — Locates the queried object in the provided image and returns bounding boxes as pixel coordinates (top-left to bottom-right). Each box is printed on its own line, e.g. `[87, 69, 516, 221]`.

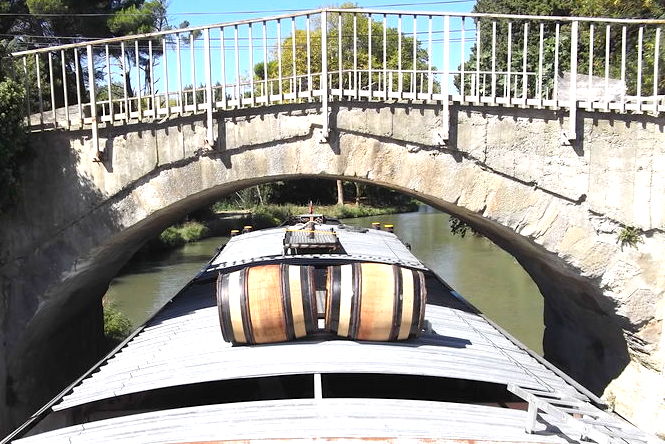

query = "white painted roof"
[207, 224, 426, 272]
[17, 399, 577, 444]
[51, 283, 576, 412]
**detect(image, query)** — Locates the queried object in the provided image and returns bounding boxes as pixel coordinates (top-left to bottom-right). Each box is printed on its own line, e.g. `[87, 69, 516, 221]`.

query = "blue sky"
[166, 0, 475, 28]
[142, 0, 478, 99]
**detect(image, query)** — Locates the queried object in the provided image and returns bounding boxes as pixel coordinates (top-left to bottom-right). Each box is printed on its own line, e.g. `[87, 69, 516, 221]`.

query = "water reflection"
[104, 236, 228, 327]
[104, 206, 544, 353]
[349, 208, 544, 353]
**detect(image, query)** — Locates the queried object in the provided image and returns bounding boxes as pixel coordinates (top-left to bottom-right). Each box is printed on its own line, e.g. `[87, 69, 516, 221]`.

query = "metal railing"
[8, 8, 665, 149]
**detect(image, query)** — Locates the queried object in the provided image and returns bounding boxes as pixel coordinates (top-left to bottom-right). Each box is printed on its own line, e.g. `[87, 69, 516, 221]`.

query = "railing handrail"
[10, 7, 665, 57]
[10, 8, 323, 56]
[327, 8, 665, 25]
[8, 6, 664, 147]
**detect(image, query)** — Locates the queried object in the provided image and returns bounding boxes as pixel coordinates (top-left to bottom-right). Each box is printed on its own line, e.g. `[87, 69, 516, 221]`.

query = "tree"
[573, 0, 665, 95]
[336, 180, 345, 205]
[459, 0, 573, 98]
[462, 0, 664, 98]
[255, 3, 437, 96]
[574, 0, 664, 19]
[0, 1, 173, 209]
[0, 40, 28, 212]
[2, 1, 170, 108]
[1, 0, 168, 47]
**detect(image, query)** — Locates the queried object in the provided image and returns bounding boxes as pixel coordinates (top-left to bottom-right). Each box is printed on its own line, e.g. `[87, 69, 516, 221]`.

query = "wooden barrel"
[216, 264, 317, 345]
[325, 262, 427, 341]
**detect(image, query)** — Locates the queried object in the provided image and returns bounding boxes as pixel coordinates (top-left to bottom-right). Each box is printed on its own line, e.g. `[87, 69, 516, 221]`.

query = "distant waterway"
[104, 206, 544, 353]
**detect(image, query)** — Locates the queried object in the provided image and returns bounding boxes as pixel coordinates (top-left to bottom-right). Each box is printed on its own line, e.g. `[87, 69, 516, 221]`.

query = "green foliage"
[574, 0, 664, 19]
[214, 179, 417, 212]
[618, 226, 642, 248]
[251, 204, 300, 226]
[2, 1, 170, 103]
[103, 303, 133, 343]
[158, 221, 209, 247]
[255, 3, 438, 95]
[448, 216, 478, 238]
[573, 0, 664, 95]
[26, 0, 66, 15]
[247, 202, 417, 226]
[215, 184, 275, 209]
[159, 226, 186, 247]
[0, 42, 29, 212]
[176, 20, 203, 42]
[108, 1, 167, 36]
[4, 0, 169, 42]
[180, 221, 209, 242]
[465, 0, 665, 97]
[331, 203, 417, 218]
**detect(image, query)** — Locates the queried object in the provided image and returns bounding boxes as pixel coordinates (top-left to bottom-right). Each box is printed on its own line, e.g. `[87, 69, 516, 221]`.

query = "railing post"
[105, 45, 114, 123]
[439, 15, 450, 144]
[22, 57, 30, 123]
[60, 49, 71, 129]
[654, 28, 661, 112]
[48, 52, 57, 128]
[320, 9, 329, 142]
[86, 44, 101, 160]
[204, 28, 215, 146]
[36, 53, 44, 128]
[567, 20, 578, 141]
[525, 399, 539, 433]
[162, 37, 170, 117]
[135, 41, 142, 120]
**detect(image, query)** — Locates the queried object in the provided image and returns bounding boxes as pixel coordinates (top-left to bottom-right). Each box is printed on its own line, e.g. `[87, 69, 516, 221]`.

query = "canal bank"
[104, 206, 544, 354]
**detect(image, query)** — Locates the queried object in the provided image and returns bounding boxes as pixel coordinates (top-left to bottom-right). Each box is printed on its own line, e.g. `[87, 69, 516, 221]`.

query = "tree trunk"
[354, 182, 362, 206]
[336, 180, 344, 206]
[255, 185, 264, 205]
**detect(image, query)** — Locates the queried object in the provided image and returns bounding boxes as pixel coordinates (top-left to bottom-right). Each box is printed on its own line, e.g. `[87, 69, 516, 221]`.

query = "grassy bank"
[102, 302, 133, 349]
[248, 202, 418, 226]
[158, 221, 209, 247]
[145, 201, 418, 252]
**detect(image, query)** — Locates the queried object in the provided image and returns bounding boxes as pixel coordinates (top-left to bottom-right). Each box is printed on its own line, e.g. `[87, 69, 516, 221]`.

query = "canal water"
[104, 206, 544, 353]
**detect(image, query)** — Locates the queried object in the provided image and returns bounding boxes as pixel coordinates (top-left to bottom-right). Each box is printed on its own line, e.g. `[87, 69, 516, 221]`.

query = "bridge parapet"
[9, 8, 665, 153]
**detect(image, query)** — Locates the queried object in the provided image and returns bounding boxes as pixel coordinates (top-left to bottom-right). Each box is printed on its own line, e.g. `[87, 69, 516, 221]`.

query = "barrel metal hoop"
[280, 264, 296, 341]
[240, 267, 255, 344]
[389, 263, 403, 341]
[327, 265, 342, 333]
[301, 266, 317, 335]
[217, 272, 235, 343]
[409, 269, 423, 337]
[349, 262, 363, 338]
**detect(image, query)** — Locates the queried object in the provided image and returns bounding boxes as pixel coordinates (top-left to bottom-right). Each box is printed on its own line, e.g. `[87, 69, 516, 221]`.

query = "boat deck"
[18, 398, 585, 443]
[205, 224, 427, 273]
[15, 278, 651, 444]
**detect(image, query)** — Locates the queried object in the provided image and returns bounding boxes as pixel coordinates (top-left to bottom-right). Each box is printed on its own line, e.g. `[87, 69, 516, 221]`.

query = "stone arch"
[1, 102, 662, 435]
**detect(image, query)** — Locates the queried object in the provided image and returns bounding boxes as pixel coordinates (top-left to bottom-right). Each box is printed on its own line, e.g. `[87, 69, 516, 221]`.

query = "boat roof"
[11, 226, 653, 444]
[205, 223, 427, 273]
[51, 285, 575, 410]
[17, 399, 588, 444]
[16, 284, 650, 443]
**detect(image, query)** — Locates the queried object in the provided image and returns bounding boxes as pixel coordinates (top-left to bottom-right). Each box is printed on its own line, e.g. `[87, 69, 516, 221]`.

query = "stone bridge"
[1, 101, 663, 436]
[1, 7, 664, 439]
